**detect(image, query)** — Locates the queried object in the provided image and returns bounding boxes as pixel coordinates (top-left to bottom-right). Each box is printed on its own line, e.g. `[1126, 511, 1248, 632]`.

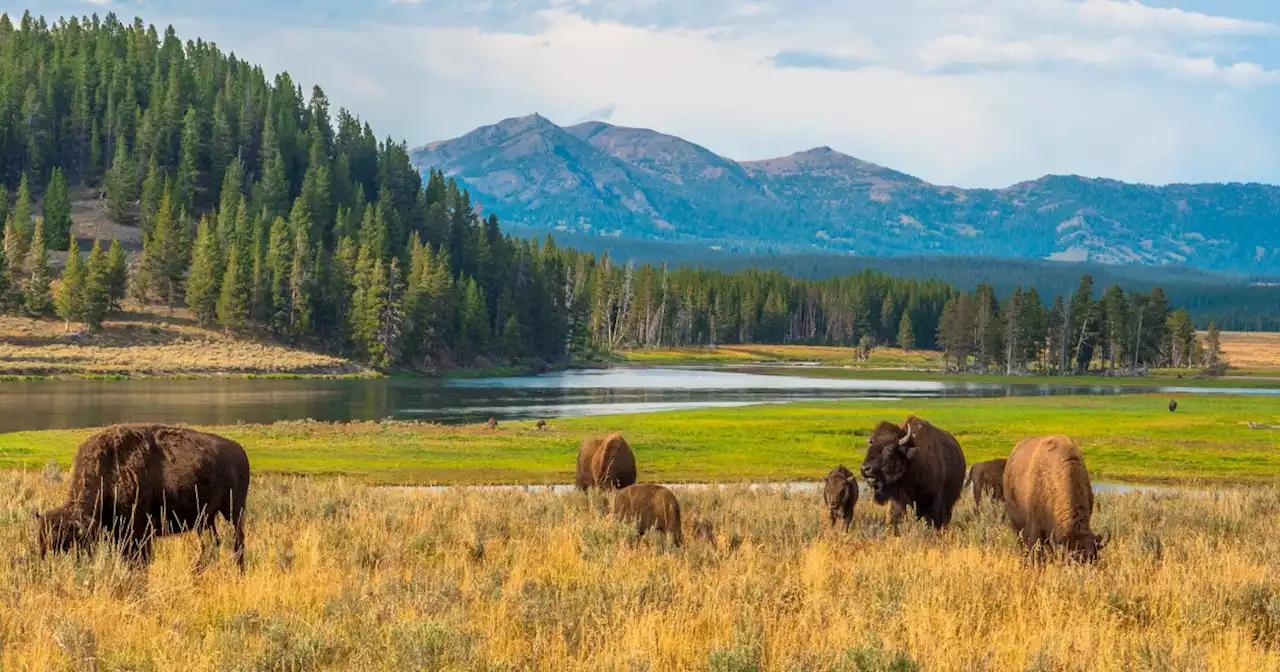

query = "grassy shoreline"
[5, 394, 1278, 486]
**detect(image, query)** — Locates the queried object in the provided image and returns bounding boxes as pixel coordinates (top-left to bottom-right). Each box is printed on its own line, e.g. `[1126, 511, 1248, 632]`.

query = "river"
[0, 366, 1274, 433]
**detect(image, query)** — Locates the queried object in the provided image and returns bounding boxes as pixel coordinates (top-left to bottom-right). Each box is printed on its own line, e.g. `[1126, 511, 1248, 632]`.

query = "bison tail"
[668, 498, 683, 547]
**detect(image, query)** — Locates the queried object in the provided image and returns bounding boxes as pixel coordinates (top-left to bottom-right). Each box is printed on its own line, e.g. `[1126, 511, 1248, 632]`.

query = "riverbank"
[5, 394, 1278, 485]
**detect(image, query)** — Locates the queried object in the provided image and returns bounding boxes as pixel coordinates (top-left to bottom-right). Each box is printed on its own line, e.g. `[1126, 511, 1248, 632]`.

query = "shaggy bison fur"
[822, 465, 858, 531]
[34, 424, 250, 571]
[613, 484, 682, 547]
[859, 416, 966, 531]
[1003, 435, 1108, 564]
[1169, 399, 1178, 413]
[964, 459, 1007, 507]
[575, 433, 637, 491]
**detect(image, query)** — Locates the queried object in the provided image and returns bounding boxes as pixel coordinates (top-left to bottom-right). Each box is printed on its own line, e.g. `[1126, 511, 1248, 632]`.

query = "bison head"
[33, 507, 88, 558]
[823, 466, 855, 510]
[1065, 530, 1110, 564]
[860, 421, 917, 503]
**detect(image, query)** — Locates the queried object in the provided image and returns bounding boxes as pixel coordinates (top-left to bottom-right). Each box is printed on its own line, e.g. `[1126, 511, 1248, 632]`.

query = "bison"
[822, 465, 859, 532]
[613, 484, 682, 547]
[1003, 435, 1108, 564]
[964, 458, 1007, 507]
[859, 416, 966, 531]
[1168, 399, 1178, 413]
[575, 433, 637, 491]
[34, 424, 250, 571]
[487, 416, 499, 430]
[536, 419, 547, 431]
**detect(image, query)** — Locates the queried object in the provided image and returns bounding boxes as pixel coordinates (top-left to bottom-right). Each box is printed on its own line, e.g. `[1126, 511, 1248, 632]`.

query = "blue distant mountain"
[412, 114, 1280, 274]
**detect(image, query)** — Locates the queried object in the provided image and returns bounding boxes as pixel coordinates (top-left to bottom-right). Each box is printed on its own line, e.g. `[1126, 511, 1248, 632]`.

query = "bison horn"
[897, 422, 914, 447]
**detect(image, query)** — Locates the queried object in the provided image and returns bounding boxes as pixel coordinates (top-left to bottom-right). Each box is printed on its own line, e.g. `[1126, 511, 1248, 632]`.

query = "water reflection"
[0, 367, 1273, 433]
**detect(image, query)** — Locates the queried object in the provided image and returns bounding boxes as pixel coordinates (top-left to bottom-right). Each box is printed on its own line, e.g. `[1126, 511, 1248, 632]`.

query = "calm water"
[0, 367, 1274, 433]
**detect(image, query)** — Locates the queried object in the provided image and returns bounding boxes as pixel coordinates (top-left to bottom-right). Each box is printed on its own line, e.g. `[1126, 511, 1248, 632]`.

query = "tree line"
[0, 11, 1223, 375]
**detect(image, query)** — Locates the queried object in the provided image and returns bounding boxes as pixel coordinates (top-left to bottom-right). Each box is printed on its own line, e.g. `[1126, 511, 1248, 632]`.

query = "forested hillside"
[0, 11, 1226, 375]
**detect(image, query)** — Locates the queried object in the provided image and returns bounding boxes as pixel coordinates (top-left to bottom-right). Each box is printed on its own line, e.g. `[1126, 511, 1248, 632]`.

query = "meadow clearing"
[3, 471, 1280, 671]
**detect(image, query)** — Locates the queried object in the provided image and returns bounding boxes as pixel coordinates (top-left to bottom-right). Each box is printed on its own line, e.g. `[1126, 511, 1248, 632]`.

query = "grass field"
[0, 302, 369, 379]
[4, 394, 1279, 486]
[616, 344, 944, 369]
[3, 472, 1280, 670]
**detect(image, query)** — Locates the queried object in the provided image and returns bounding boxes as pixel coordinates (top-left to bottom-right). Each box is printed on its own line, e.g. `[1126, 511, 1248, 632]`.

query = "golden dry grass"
[4, 471, 1279, 670]
[1219, 332, 1280, 371]
[0, 302, 365, 378]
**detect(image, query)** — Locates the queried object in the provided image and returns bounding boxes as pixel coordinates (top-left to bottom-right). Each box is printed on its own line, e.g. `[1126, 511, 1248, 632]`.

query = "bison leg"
[887, 499, 907, 535]
[842, 512, 852, 533]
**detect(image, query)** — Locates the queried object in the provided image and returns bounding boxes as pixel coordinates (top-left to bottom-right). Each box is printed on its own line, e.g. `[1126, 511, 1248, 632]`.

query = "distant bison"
[487, 416, 498, 430]
[1003, 435, 1108, 564]
[575, 433, 637, 491]
[964, 459, 1007, 507]
[1168, 399, 1178, 413]
[822, 465, 859, 532]
[614, 484, 682, 547]
[860, 416, 966, 531]
[35, 424, 250, 571]
[536, 419, 547, 431]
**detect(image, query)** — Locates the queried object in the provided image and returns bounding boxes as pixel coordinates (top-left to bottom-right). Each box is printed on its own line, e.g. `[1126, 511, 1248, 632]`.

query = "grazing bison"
[614, 484, 682, 547]
[822, 465, 859, 531]
[536, 419, 547, 431]
[1003, 435, 1108, 564]
[859, 416, 966, 531]
[1168, 399, 1178, 413]
[964, 459, 1007, 507]
[487, 416, 498, 430]
[575, 433, 637, 491]
[34, 424, 250, 571]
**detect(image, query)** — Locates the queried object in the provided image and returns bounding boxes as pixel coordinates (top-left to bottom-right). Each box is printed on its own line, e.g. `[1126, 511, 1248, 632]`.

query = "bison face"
[1065, 530, 1109, 564]
[34, 507, 86, 558]
[823, 473, 854, 510]
[860, 422, 918, 502]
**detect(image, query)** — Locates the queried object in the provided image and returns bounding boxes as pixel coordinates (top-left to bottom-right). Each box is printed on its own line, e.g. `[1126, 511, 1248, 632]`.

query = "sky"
[16, 0, 1280, 188]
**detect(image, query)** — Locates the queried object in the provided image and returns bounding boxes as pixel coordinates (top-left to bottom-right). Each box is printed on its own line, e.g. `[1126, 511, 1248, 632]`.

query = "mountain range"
[411, 114, 1280, 274]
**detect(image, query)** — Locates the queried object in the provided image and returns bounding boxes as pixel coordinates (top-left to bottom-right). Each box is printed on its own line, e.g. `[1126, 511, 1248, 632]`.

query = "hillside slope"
[413, 116, 1280, 273]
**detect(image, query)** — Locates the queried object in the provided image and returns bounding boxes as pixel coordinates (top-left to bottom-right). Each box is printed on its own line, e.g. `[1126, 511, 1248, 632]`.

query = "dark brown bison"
[613, 484, 682, 547]
[822, 465, 858, 531]
[964, 458, 1007, 507]
[859, 416, 966, 531]
[575, 433, 637, 491]
[1168, 399, 1178, 413]
[536, 419, 547, 431]
[487, 416, 498, 430]
[1003, 435, 1108, 564]
[34, 424, 250, 571]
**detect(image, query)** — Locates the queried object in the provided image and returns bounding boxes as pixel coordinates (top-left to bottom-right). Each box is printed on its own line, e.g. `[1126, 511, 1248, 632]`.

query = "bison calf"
[614, 484, 682, 547]
[576, 433, 637, 491]
[1003, 435, 1108, 564]
[823, 465, 858, 532]
[964, 459, 1007, 508]
[34, 424, 250, 571]
[860, 416, 966, 532]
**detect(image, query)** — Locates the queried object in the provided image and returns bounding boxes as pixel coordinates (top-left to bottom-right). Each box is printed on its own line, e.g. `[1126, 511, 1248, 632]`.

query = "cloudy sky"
[18, 0, 1280, 187]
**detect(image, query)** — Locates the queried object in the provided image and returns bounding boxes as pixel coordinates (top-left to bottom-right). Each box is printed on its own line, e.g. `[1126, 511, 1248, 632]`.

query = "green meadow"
[2, 394, 1278, 486]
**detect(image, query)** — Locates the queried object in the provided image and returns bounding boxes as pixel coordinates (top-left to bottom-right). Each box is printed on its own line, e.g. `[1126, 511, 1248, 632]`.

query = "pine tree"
[55, 234, 87, 327]
[176, 106, 204, 210]
[2, 217, 23, 276]
[288, 224, 314, 341]
[1204, 322, 1223, 370]
[0, 241, 14, 314]
[500, 314, 524, 360]
[265, 215, 293, 334]
[897, 311, 915, 351]
[83, 240, 111, 332]
[105, 136, 138, 224]
[1166, 309, 1195, 368]
[23, 218, 53, 316]
[217, 243, 251, 331]
[105, 238, 128, 311]
[10, 175, 32, 265]
[186, 215, 221, 325]
[458, 276, 490, 361]
[43, 168, 72, 251]
[137, 186, 187, 306]
[138, 157, 163, 237]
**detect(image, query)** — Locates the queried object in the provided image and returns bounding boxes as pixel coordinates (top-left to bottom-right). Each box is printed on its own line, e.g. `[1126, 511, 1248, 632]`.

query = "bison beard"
[34, 424, 250, 571]
[859, 416, 966, 531]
